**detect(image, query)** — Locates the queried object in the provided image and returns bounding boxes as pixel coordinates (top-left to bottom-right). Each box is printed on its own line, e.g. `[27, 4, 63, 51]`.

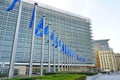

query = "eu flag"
[35, 18, 43, 34]
[51, 44, 54, 46]
[37, 18, 43, 29]
[50, 32, 54, 40]
[64, 45, 67, 54]
[44, 26, 49, 35]
[59, 40, 62, 47]
[62, 44, 64, 52]
[68, 49, 71, 57]
[6, 0, 20, 11]
[71, 51, 74, 57]
[36, 31, 42, 37]
[29, 4, 35, 29]
[55, 36, 59, 48]
[35, 26, 49, 37]
[35, 28, 39, 34]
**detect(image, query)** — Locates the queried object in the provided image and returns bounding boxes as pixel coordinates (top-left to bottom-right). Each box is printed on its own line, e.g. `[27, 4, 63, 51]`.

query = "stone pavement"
[87, 72, 120, 80]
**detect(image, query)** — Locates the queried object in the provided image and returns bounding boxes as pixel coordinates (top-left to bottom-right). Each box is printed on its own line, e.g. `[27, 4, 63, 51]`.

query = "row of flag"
[6, 0, 86, 78]
[7, 0, 86, 63]
[27, 1, 86, 62]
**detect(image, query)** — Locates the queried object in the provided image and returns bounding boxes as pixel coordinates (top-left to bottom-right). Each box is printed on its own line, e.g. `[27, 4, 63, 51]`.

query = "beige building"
[98, 49, 117, 71]
[115, 53, 120, 71]
[94, 39, 118, 72]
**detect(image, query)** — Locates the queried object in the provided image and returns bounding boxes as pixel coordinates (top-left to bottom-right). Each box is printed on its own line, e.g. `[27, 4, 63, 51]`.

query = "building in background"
[94, 39, 118, 72]
[115, 53, 120, 71]
[0, 0, 95, 75]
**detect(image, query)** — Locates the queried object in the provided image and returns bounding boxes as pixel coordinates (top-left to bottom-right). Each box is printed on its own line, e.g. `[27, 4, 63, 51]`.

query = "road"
[87, 72, 120, 80]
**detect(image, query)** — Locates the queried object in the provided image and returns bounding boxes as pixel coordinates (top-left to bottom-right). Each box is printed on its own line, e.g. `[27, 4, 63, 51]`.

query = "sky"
[33, 0, 120, 53]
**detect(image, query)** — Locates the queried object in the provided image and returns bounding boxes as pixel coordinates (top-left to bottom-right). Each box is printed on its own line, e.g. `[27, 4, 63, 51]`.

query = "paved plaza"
[87, 72, 120, 80]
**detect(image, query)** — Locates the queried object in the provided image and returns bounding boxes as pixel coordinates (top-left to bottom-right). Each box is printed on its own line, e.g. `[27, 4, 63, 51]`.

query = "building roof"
[94, 39, 110, 43]
[23, 0, 91, 24]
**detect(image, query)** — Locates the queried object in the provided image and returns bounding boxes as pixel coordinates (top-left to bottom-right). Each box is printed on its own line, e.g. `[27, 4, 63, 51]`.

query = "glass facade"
[0, 0, 95, 65]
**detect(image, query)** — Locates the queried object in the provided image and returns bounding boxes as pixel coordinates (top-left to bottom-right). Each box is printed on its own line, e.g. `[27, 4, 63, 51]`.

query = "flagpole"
[63, 45, 66, 71]
[48, 24, 51, 72]
[8, 0, 23, 79]
[69, 55, 71, 71]
[29, 3, 37, 77]
[53, 31, 56, 72]
[53, 30, 56, 72]
[68, 57, 71, 71]
[59, 48, 61, 71]
[72, 56, 74, 72]
[62, 45, 64, 71]
[68, 52, 70, 71]
[57, 36, 60, 71]
[69, 57, 71, 72]
[61, 42, 64, 71]
[73, 55, 75, 72]
[61, 50, 63, 71]
[64, 55, 66, 71]
[67, 55, 69, 71]
[70, 56, 72, 71]
[40, 16, 45, 76]
[68, 56, 70, 71]
[71, 57, 73, 72]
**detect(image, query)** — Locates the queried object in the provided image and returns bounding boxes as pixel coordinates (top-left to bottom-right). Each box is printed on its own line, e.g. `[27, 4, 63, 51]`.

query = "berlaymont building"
[0, 0, 95, 76]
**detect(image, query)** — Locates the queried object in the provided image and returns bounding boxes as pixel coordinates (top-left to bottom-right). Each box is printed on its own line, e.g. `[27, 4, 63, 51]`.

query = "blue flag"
[37, 18, 43, 29]
[35, 26, 49, 37]
[29, 4, 35, 29]
[35, 18, 43, 34]
[50, 32, 54, 40]
[6, 0, 20, 11]
[59, 40, 62, 47]
[62, 44, 65, 52]
[68, 49, 71, 57]
[35, 28, 39, 34]
[38, 32, 42, 37]
[65, 47, 68, 56]
[64, 45, 67, 54]
[35, 31, 42, 37]
[44, 26, 49, 35]
[51, 44, 54, 46]
[66, 47, 69, 56]
[55, 36, 59, 48]
[71, 51, 74, 57]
